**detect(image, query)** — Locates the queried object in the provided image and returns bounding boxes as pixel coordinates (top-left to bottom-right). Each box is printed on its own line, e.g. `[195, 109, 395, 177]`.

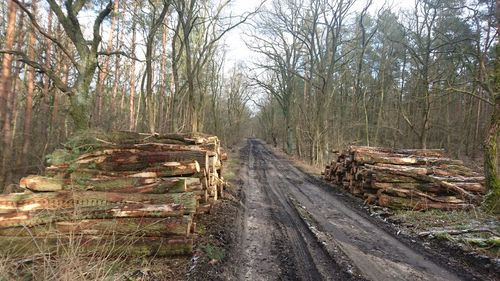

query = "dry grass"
[391, 208, 497, 230]
[265, 142, 323, 176]
[0, 233, 127, 281]
[0, 231, 188, 281]
[263, 139, 500, 260]
[391, 208, 500, 258]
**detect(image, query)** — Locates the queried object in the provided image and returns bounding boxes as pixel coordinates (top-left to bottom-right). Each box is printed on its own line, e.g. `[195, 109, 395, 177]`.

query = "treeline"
[0, 0, 253, 189]
[250, 0, 496, 165]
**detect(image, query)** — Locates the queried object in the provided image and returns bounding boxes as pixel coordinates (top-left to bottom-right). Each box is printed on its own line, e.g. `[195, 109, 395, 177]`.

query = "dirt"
[189, 138, 497, 281]
[240, 139, 497, 280]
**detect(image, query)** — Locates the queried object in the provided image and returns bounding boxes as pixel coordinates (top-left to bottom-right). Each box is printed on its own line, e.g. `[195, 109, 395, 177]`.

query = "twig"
[419, 228, 500, 237]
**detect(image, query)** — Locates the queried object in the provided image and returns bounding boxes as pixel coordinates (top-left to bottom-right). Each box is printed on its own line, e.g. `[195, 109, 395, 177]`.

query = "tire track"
[238, 139, 359, 281]
[250, 139, 464, 281]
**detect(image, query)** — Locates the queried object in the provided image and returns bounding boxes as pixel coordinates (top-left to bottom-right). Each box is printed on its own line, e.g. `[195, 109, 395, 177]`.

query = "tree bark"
[40, 8, 52, 139]
[129, 4, 138, 131]
[94, 0, 119, 127]
[145, 0, 170, 133]
[483, 1, 500, 214]
[18, 0, 37, 174]
[0, 1, 18, 190]
[0, 216, 193, 237]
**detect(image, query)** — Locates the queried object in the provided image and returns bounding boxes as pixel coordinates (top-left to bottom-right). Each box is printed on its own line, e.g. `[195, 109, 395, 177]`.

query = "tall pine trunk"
[0, 1, 18, 190]
[18, 0, 37, 174]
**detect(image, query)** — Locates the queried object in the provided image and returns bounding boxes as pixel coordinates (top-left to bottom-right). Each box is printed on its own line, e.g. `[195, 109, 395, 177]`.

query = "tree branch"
[72, 0, 86, 15]
[46, 0, 88, 57]
[91, 1, 113, 54]
[446, 87, 494, 105]
[11, 0, 78, 68]
[97, 51, 145, 62]
[0, 50, 72, 95]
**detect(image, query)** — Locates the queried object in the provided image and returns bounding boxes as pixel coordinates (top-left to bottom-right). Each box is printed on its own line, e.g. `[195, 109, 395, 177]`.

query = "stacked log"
[324, 146, 485, 210]
[0, 131, 226, 257]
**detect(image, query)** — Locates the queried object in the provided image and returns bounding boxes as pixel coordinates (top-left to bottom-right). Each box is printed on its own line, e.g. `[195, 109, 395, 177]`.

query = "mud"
[233, 139, 478, 281]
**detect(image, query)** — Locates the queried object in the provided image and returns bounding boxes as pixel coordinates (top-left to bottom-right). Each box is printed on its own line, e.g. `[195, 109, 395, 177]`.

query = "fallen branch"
[419, 228, 500, 237]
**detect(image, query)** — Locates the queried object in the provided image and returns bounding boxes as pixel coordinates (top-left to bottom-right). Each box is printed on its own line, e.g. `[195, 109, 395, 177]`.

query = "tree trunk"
[483, 2, 500, 214]
[0, 1, 18, 191]
[111, 6, 123, 125]
[145, 1, 170, 133]
[40, 9, 52, 140]
[483, 93, 500, 213]
[18, 1, 37, 173]
[94, 0, 119, 127]
[129, 4, 138, 131]
[158, 23, 168, 132]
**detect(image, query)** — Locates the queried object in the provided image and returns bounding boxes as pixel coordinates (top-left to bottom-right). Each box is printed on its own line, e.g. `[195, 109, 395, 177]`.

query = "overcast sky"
[223, 0, 413, 69]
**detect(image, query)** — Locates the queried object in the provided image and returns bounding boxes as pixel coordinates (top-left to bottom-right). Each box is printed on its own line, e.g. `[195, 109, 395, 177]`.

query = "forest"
[0, 0, 498, 210]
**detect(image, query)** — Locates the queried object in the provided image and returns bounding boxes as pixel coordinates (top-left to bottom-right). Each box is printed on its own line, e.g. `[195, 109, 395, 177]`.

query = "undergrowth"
[0, 232, 134, 281]
[201, 244, 225, 261]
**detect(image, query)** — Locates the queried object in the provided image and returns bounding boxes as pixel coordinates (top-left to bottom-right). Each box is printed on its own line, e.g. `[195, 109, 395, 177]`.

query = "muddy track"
[236, 139, 468, 281]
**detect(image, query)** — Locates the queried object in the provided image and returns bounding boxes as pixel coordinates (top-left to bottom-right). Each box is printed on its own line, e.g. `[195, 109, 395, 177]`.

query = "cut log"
[369, 173, 420, 183]
[0, 216, 193, 237]
[220, 152, 228, 161]
[69, 176, 188, 193]
[0, 202, 194, 228]
[0, 192, 74, 212]
[75, 143, 217, 158]
[69, 160, 200, 179]
[371, 182, 445, 194]
[0, 191, 197, 211]
[364, 164, 479, 202]
[376, 187, 465, 203]
[20, 175, 64, 192]
[75, 150, 208, 171]
[354, 152, 463, 166]
[365, 163, 429, 175]
[192, 189, 208, 203]
[378, 194, 474, 210]
[55, 216, 193, 237]
[349, 146, 446, 157]
[454, 182, 485, 194]
[196, 203, 212, 214]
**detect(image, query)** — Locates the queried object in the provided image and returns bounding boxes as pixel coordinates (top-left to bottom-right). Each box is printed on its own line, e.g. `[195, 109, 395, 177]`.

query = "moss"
[434, 232, 452, 241]
[201, 244, 225, 261]
[46, 149, 74, 166]
[222, 158, 240, 181]
[483, 187, 500, 214]
[196, 224, 206, 235]
[464, 237, 500, 248]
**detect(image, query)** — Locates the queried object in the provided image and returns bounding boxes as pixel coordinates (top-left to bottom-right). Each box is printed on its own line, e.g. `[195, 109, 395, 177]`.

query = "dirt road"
[236, 139, 465, 281]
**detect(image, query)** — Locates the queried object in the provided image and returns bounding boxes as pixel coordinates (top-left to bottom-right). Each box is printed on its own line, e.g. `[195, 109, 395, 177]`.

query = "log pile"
[0, 131, 226, 257]
[324, 146, 485, 210]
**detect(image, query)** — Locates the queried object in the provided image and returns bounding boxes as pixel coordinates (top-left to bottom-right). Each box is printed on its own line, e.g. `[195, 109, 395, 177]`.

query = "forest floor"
[188, 138, 499, 281]
[1, 139, 498, 280]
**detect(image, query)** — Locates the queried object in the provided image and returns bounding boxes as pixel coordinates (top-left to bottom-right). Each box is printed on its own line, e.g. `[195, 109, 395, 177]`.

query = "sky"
[75, 0, 414, 73]
[223, 0, 414, 69]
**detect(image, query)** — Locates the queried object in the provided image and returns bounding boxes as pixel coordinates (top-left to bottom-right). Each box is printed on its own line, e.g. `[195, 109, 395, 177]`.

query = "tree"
[482, 0, 500, 213]
[248, 1, 302, 154]
[0, 0, 18, 190]
[94, 0, 120, 126]
[18, 0, 37, 174]
[173, 0, 258, 132]
[144, 0, 171, 133]
[5, 0, 114, 131]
